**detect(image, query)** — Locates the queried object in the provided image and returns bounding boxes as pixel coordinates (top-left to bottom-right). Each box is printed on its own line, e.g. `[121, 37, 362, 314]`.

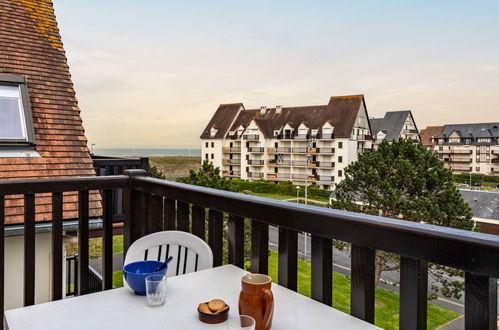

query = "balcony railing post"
[350, 245, 375, 324]
[191, 206, 206, 240]
[102, 189, 114, 291]
[208, 210, 224, 267]
[0, 195, 4, 314]
[278, 228, 298, 291]
[228, 215, 245, 268]
[123, 169, 147, 256]
[311, 235, 332, 306]
[176, 202, 190, 232]
[77, 190, 89, 296]
[250, 220, 268, 274]
[399, 257, 428, 330]
[164, 199, 176, 230]
[24, 193, 36, 306]
[51, 192, 63, 301]
[464, 272, 497, 330]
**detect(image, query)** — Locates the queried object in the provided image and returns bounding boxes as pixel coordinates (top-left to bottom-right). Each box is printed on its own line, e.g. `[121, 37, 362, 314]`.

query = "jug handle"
[262, 288, 273, 328]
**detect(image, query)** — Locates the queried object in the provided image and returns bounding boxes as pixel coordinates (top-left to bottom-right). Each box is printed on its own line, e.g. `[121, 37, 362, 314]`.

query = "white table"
[5, 265, 379, 330]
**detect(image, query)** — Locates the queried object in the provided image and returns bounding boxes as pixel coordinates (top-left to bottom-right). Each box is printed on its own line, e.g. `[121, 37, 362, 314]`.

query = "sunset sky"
[53, 0, 499, 148]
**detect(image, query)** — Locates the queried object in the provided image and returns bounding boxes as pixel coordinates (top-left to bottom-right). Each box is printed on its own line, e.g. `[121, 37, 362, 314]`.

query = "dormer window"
[210, 127, 218, 137]
[0, 75, 35, 147]
[273, 130, 280, 137]
[311, 129, 318, 136]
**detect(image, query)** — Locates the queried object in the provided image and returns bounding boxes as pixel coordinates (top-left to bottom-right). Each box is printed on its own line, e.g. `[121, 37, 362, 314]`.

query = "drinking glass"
[227, 315, 256, 330]
[145, 274, 167, 307]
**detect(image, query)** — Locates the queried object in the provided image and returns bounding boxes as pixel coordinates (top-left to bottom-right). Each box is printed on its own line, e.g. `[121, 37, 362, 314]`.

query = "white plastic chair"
[124, 230, 213, 282]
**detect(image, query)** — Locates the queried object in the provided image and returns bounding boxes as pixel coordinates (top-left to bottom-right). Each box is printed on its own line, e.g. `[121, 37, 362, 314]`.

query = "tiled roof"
[369, 110, 415, 141]
[201, 95, 366, 139]
[438, 123, 499, 141]
[419, 126, 443, 147]
[199, 104, 242, 139]
[0, 0, 100, 224]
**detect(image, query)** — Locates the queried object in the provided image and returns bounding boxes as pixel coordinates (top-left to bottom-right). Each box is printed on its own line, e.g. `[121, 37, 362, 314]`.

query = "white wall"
[201, 139, 223, 169]
[4, 232, 65, 310]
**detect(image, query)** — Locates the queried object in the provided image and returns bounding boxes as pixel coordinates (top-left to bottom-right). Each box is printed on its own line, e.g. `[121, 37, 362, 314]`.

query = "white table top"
[5, 265, 379, 330]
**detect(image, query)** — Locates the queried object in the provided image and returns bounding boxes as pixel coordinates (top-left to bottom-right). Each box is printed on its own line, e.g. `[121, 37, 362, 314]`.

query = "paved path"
[89, 252, 124, 274]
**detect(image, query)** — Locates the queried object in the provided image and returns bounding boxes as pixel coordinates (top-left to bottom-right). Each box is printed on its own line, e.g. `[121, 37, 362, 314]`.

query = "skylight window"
[0, 75, 35, 146]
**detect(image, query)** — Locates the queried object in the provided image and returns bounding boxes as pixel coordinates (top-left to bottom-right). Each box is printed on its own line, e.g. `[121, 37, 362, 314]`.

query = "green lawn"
[251, 192, 330, 204]
[265, 251, 458, 330]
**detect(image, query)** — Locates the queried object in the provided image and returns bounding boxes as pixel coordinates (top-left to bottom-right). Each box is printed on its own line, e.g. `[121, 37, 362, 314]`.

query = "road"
[267, 226, 468, 314]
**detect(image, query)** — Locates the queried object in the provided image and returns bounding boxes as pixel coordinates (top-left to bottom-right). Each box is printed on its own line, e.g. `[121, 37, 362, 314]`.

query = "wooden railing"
[0, 171, 498, 329]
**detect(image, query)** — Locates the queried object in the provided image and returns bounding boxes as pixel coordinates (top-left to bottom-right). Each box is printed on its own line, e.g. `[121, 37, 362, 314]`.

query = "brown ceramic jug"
[238, 274, 274, 330]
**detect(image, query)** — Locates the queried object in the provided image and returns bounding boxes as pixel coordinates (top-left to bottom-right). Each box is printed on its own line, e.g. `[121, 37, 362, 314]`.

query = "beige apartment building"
[200, 95, 373, 189]
[431, 123, 499, 175]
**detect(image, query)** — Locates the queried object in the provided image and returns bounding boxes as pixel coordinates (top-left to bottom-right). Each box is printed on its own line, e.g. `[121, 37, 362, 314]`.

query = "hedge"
[453, 173, 499, 184]
[228, 179, 331, 199]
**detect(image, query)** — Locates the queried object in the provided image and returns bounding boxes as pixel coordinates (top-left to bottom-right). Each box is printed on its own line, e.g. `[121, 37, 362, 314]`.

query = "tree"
[331, 138, 473, 299]
[148, 165, 166, 180]
[177, 160, 231, 190]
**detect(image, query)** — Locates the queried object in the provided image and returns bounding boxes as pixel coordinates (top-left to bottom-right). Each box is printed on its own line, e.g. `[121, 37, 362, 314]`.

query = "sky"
[53, 0, 499, 149]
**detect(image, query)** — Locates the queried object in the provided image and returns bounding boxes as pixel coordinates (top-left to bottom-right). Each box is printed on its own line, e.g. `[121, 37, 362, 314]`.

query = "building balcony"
[291, 173, 307, 180]
[292, 160, 307, 167]
[247, 159, 264, 166]
[248, 172, 264, 179]
[450, 166, 472, 172]
[278, 134, 294, 140]
[357, 134, 374, 141]
[491, 158, 499, 164]
[316, 175, 334, 182]
[267, 147, 292, 153]
[243, 134, 259, 140]
[268, 160, 291, 166]
[492, 150, 499, 155]
[316, 147, 335, 154]
[222, 159, 241, 165]
[0, 172, 497, 329]
[451, 149, 472, 154]
[295, 134, 308, 140]
[317, 162, 335, 168]
[222, 147, 241, 153]
[403, 129, 419, 134]
[222, 171, 241, 177]
[292, 148, 308, 154]
[445, 158, 472, 163]
[248, 147, 264, 153]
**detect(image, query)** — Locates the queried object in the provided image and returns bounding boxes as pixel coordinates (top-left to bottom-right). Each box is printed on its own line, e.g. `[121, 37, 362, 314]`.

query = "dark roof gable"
[369, 110, 413, 141]
[199, 103, 242, 139]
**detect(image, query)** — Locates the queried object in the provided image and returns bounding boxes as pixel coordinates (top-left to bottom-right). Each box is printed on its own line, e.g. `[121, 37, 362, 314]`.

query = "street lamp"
[295, 186, 301, 202]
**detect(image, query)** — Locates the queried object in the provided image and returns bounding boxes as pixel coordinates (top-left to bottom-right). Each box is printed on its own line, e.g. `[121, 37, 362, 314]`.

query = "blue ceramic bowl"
[123, 260, 168, 295]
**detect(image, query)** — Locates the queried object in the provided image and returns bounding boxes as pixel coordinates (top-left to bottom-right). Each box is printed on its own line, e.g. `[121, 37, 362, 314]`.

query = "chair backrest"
[124, 231, 213, 280]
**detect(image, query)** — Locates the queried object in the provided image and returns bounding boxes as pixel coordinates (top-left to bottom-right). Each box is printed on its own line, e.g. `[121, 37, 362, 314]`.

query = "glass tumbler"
[145, 274, 167, 307]
[227, 315, 256, 330]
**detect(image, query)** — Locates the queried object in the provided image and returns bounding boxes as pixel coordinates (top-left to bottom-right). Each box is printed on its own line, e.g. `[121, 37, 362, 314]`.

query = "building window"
[338, 170, 343, 177]
[0, 75, 35, 146]
[211, 154, 214, 159]
[476, 166, 480, 171]
[205, 153, 208, 160]
[338, 142, 343, 149]
[338, 156, 343, 163]
[211, 142, 214, 148]
[205, 142, 208, 148]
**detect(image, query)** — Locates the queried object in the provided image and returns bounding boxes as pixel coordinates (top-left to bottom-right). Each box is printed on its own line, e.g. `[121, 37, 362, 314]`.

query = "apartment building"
[431, 123, 499, 175]
[369, 110, 420, 149]
[200, 95, 373, 189]
[419, 126, 444, 150]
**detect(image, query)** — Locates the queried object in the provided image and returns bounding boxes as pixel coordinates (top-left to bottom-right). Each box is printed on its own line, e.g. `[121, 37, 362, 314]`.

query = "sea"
[93, 148, 201, 157]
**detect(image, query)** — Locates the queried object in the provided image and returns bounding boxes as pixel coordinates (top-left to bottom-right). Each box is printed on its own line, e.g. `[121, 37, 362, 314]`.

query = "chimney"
[260, 106, 267, 115]
[276, 105, 282, 114]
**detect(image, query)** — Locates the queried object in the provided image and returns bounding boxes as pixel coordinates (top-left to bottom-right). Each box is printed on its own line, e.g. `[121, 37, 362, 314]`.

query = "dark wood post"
[123, 169, 147, 257]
